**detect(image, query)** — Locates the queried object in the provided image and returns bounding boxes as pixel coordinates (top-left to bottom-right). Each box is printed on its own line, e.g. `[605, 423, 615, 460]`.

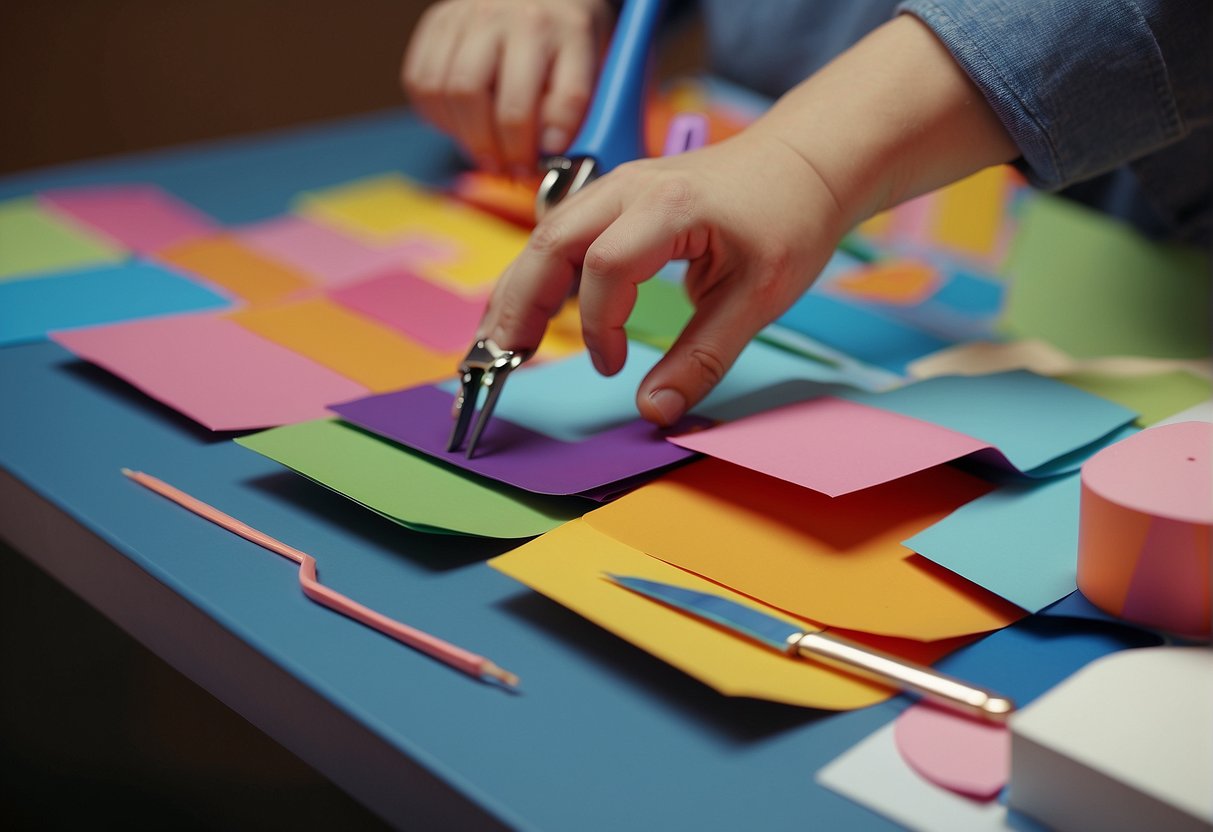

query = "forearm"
[747, 13, 1018, 229]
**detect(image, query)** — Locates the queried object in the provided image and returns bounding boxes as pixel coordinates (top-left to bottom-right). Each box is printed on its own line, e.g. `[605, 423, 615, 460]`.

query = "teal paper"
[462, 339, 873, 442]
[0, 260, 230, 347]
[845, 371, 1136, 474]
[904, 474, 1082, 612]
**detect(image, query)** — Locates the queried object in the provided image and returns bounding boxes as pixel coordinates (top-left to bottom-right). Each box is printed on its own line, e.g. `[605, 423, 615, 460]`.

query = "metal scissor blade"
[446, 367, 483, 452]
[464, 370, 508, 459]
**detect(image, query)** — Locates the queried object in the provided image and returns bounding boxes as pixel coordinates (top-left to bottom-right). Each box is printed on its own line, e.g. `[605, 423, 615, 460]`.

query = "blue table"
[0, 111, 1154, 830]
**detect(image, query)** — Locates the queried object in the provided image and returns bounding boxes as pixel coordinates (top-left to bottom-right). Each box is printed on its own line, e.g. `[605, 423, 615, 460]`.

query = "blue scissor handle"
[564, 0, 667, 173]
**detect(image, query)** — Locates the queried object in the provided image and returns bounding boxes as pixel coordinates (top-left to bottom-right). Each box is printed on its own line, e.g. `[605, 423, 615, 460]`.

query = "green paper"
[236, 420, 589, 538]
[625, 277, 693, 350]
[0, 198, 126, 280]
[1002, 194, 1210, 359]
[1058, 370, 1212, 427]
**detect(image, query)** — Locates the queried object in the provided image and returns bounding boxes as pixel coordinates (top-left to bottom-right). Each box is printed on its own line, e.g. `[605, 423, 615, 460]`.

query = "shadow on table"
[243, 470, 517, 573]
[497, 590, 832, 745]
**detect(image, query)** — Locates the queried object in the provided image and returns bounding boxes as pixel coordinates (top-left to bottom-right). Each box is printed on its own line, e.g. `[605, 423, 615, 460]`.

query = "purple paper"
[330, 385, 704, 498]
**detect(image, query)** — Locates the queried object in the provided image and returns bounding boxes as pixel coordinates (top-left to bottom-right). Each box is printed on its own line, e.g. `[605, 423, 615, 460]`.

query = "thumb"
[635, 281, 763, 426]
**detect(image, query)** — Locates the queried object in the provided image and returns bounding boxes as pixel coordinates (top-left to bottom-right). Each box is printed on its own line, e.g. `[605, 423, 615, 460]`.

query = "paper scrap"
[328, 269, 485, 353]
[893, 702, 1010, 801]
[490, 519, 967, 709]
[331, 385, 703, 497]
[54, 313, 367, 431]
[236, 419, 588, 537]
[930, 167, 1009, 262]
[1003, 194, 1211, 359]
[230, 297, 458, 393]
[156, 234, 313, 303]
[905, 475, 1083, 613]
[624, 273, 694, 350]
[908, 339, 1212, 383]
[40, 184, 218, 254]
[831, 260, 939, 305]
[0, 197, 126, 280]
[0, 261, 230, 348]
[583, 458, 1024, 640]
[236, 215, 450, 286]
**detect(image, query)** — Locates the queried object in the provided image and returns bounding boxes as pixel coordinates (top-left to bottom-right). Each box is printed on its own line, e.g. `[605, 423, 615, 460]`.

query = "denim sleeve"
[897, 0, 1213, 191]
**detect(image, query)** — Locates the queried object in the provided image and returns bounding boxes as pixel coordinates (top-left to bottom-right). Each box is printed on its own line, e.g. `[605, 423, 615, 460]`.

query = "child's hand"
[402, 0, 615, 178]
[475, 15, 1017, 426]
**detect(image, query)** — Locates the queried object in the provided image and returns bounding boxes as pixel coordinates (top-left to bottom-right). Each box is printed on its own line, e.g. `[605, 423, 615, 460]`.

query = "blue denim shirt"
[698, 0, 1211, 245]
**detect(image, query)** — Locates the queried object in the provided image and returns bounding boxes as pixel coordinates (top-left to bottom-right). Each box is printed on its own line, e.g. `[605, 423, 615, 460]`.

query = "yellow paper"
[230, 297, 458, 392]
[583, 459, 1024, 641]
[931, 166, 1008, 258]
[491, 519, 906, 709]
[298, 174, 529, 292]
[534, 298, 585, 360]
[158, 234, 313, 304]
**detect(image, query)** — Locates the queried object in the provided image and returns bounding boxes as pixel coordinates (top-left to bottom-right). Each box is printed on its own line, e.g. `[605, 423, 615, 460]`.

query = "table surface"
[0, 110, 1143, 831]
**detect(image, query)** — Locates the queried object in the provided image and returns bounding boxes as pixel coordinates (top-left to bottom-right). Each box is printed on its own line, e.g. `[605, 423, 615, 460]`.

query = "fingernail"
[541, 127, 569, 156]
[647, 388, 686, 426]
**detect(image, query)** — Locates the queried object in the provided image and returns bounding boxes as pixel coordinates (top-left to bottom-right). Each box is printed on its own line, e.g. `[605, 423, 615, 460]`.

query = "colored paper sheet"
[583, 458, 1024, 640]
[831, 260, 939, 305]
[908, 338, 1213, 382]
[236, 419, 587, 537]
[468, 339, 868, 444]
[1058, 370, 1212, 427]
[774, 292, 953, 373]
[491, 519, 965, 709]
[40, 184, 218, 254]
[235, 215, 450, 286]
[328, 269, 485, 353]
[624, 274, 694, 350]
[230, 297, 458, 393]
[297, 174, 529, 292]
[156, 234, 313, 303]
[929, 271, 1004, 316]
[331, 385, 702, 496]
[846, 371, 1137, 474]
[930, 167, 1008, 262]
[54, 314, 367, 431]
[905, 475, 1082, 613]
[670, 396, 989, 497]
[0, 261, 230, 347]
[0, 198, 126, 281]
[894, 702, 1009, 801]
[1003, 194, 1211, 359]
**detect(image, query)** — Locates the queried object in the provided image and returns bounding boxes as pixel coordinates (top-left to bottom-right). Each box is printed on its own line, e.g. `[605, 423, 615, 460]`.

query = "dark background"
[0, 2, 701, 827]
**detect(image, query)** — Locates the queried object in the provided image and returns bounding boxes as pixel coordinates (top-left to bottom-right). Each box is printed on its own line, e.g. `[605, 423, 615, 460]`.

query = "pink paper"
[40, 185, 218, 254]
[893, 701, 1010, 801]
[669, 397, 987, 497]
[237, 216, 453, 286]
[54, 313, 368, 431]
[329, 270, 485, 352]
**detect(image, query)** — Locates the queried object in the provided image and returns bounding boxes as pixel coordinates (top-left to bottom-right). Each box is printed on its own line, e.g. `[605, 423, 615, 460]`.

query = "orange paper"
[490, 519, 971, 709]
[157, 234, 313, 303]
[583, 459, 1024, 640]
[230, 297, 458, 393]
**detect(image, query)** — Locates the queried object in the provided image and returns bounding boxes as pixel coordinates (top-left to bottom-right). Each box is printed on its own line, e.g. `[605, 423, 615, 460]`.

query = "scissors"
[448, 0, 667, 458]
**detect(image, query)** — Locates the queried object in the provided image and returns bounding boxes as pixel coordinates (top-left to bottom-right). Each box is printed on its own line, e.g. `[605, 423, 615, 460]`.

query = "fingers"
[636, 276, 766, 426]
[480, 183, 627, 352]
[444, 24, 505, 171]
[578, 177, 702, 375]
[401, 4, 463, 135]
[539, 26, 596, 156]
[496, 21, 554, 176]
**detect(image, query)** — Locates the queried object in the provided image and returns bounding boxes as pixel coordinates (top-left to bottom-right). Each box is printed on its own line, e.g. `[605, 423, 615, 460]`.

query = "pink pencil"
[122, 468, 518, 688]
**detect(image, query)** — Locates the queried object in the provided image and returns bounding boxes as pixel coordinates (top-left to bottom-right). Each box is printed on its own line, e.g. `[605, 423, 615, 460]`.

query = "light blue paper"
[904, 474, 1082, 612]
[929, 271, 1004, 316]
[0, 260, 230, 347]
[773, 292, 952, 373]
[845, 370, 1137, 474]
